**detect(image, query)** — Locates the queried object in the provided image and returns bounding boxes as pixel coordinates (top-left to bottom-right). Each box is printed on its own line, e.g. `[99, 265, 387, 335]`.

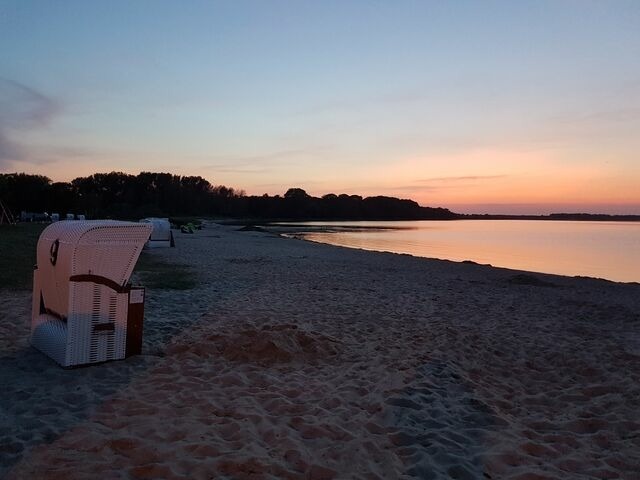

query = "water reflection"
[283, 220, 640, 283]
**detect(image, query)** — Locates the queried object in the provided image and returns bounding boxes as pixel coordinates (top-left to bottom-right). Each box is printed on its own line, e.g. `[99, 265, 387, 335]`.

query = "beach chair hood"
[35, 220, 152, 325]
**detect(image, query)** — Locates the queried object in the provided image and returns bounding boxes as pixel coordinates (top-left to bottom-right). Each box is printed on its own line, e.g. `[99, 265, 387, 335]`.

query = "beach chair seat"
[31, 220, 152, 367]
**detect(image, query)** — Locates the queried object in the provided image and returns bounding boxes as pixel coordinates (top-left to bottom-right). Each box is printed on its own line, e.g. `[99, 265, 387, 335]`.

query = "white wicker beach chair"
[31, 220, 152, 367]
[140, 217, 174, 248]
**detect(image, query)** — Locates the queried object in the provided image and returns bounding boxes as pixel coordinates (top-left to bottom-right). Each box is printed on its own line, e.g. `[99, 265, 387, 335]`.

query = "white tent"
[31, 220, 152, 367]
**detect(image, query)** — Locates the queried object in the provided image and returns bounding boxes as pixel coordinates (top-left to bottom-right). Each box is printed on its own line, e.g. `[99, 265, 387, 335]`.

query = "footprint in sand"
[385, 361, 496, 479]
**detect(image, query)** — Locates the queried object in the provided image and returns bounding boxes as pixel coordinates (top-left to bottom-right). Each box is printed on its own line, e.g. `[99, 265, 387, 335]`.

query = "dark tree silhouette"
[0, 171, 458, 221]
[0, 173, 51, 214]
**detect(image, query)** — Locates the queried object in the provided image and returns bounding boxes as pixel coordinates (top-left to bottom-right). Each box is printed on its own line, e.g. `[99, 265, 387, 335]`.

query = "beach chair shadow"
[0, 346, 156, 476]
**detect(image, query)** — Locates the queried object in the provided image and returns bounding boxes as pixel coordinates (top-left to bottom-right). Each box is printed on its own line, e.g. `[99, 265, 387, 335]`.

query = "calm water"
[285, 220, 640, 283]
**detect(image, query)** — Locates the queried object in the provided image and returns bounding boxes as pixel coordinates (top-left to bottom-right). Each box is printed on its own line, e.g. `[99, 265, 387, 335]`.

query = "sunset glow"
[1, 1, 639, 214]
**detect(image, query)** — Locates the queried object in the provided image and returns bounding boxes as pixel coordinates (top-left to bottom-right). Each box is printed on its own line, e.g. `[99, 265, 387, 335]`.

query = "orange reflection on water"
[300, 220, 640, 283]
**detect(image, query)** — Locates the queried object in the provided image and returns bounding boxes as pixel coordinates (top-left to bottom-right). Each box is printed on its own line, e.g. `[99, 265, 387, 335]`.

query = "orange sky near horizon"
[11, 143, 640, 215]
[2, 2, 639, 215]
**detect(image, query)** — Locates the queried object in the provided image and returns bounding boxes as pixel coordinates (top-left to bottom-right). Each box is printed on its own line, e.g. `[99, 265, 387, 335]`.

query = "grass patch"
[0, 223, 196, 291]
[134, 252, 197, 290]
[0, 223, 46, 290]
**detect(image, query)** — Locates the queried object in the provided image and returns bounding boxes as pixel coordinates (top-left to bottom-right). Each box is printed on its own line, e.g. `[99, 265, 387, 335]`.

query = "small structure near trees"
[140, 217, 175, 248]
[0, 199, 15, 225]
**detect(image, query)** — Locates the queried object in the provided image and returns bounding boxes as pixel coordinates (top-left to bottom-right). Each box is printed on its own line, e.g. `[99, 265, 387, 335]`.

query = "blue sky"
[1, 0, 639, 213]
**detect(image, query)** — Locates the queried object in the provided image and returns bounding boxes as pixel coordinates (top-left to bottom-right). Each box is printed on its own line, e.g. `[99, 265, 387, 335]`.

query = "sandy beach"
[1, 222, 639, 479]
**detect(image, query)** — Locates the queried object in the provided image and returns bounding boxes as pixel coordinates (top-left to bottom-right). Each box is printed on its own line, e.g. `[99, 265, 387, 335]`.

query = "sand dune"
[1, 223, 639, 479]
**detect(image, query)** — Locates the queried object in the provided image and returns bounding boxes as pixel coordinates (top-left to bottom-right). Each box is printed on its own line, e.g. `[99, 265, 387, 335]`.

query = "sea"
[279, 220, 640, 283]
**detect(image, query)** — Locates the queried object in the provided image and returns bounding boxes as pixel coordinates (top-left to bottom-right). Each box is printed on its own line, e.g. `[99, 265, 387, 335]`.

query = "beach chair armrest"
[69, 274, 130, 293]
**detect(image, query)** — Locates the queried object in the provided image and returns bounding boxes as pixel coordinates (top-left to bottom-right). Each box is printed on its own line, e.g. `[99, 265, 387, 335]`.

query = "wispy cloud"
[345, 175, 510, 198]
[25, 145, 110, 166]
[202, 147, 329, 174]
[378, 184, 441, 192]
[565, 107, 640, 124]
[417, 175, 508, 183]
[0, 130, 23, 163]
[0, 77, 61, 168]
[293, 90, 427, 116]
[253, 180, 323, 190]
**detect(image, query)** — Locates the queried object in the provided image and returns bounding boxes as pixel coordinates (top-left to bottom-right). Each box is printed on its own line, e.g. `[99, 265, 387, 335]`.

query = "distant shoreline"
[461, 213, 640, 221]
[217, 213, 640, 226]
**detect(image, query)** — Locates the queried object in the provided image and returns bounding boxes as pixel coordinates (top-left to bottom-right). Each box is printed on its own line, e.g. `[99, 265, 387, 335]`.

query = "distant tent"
[0, 199, 15, 225]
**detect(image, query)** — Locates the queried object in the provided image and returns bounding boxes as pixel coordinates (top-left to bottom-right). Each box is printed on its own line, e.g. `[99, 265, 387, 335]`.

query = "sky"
[0, 0, 639, 214]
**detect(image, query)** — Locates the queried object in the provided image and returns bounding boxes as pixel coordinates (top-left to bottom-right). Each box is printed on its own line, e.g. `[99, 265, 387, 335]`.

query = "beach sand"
[1, 222, 639, 479]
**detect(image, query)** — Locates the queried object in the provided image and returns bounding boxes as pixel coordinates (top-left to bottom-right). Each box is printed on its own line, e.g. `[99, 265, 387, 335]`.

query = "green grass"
[134, 252, 197, 290]
[0, 223, 47, 290]
[0, 223, 196, 291]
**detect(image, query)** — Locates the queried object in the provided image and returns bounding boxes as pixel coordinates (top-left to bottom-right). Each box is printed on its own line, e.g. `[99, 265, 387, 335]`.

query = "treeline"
[548, 213, 640, 221]
[464, 213, 640, 221]
[0, 172, 242, 219]
[236, 188, 456, 220]
[0, 172, 457, 221]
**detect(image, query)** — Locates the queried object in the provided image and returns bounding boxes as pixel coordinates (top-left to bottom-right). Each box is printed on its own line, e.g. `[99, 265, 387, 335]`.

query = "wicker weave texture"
[31, 220, 151, 367]
[31, 313, 68, 365]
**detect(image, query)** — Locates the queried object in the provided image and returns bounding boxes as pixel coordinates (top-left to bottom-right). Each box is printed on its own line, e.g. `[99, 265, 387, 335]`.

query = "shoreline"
[2, 223, 639, 479]
[284, 232, 640, 287]
[269, 222, 640, 285]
